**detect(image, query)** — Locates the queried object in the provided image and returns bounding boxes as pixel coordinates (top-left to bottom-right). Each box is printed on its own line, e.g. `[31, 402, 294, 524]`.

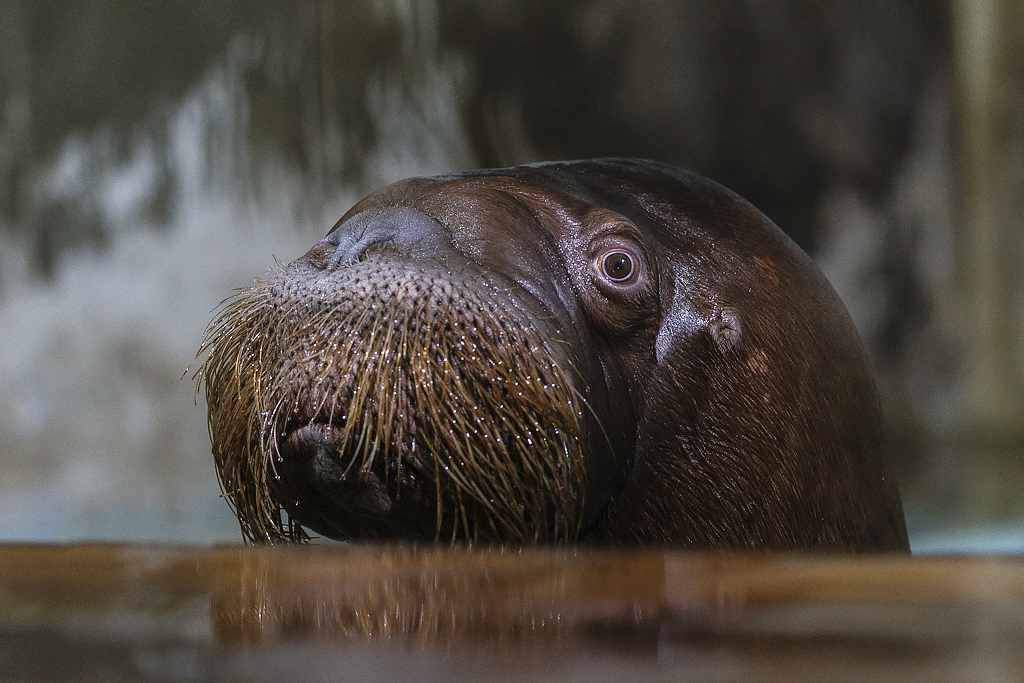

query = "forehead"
[428, 176, 596, 250]
[336, 173, 601, 245]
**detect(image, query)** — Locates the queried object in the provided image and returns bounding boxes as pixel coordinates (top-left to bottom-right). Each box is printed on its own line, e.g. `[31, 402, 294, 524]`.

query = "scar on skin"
[753, 256, 779, 286]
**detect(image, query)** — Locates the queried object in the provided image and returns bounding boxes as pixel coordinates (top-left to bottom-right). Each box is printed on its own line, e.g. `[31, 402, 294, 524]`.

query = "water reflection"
[210, 546, 666, 648]
[1, 544, 1023, 681]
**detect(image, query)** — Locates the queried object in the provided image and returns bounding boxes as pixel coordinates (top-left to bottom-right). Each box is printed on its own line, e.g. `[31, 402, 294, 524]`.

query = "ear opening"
[709, 307, 742, 353]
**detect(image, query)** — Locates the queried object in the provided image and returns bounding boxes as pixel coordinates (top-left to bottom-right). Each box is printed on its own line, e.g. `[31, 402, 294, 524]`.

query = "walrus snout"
[202, 243, 592, 543]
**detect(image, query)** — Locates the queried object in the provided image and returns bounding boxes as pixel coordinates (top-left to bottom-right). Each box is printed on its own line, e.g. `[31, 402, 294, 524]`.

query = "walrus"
[198, 158, 909, 551]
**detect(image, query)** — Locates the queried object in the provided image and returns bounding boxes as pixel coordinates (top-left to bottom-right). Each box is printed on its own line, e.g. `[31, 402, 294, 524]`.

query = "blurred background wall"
[0, 0, 1020, 550]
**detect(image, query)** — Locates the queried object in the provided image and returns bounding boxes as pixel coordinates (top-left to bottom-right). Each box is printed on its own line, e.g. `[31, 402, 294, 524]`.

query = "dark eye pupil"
[603, 251, 633, 281]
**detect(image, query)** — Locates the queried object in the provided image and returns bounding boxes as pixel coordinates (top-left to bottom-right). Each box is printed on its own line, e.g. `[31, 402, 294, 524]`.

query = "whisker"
[197, 264, 589, 545]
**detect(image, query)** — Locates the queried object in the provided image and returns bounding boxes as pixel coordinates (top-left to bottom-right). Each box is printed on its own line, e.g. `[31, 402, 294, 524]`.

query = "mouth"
[271, 421, 441, 540]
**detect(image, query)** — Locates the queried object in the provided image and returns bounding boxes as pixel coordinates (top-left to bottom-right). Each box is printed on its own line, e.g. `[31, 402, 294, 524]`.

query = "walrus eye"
[601, 250, 634, 281]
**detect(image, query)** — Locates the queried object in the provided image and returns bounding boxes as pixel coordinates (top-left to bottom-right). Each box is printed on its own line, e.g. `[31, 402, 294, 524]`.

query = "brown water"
[1, 544, 1022, 682]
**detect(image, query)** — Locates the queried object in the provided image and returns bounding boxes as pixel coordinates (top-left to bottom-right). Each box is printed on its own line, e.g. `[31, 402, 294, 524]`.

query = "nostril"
[318, 206, 448, 271]
[327, 228, 398, 270]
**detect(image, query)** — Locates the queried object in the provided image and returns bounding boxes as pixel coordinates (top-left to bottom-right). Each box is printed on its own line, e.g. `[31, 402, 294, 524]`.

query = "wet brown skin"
[200, 158, 909, 551]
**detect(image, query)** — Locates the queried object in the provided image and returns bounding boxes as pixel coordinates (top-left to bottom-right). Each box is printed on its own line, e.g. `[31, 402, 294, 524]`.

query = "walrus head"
[198, 159, 908, 551]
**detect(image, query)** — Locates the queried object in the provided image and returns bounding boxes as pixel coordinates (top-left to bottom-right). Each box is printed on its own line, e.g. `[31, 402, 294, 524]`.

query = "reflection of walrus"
[199, 158, 909, 551]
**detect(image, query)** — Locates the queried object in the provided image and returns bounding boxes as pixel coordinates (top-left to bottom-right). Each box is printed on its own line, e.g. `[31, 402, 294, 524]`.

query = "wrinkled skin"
[200, 158, 909, 551]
